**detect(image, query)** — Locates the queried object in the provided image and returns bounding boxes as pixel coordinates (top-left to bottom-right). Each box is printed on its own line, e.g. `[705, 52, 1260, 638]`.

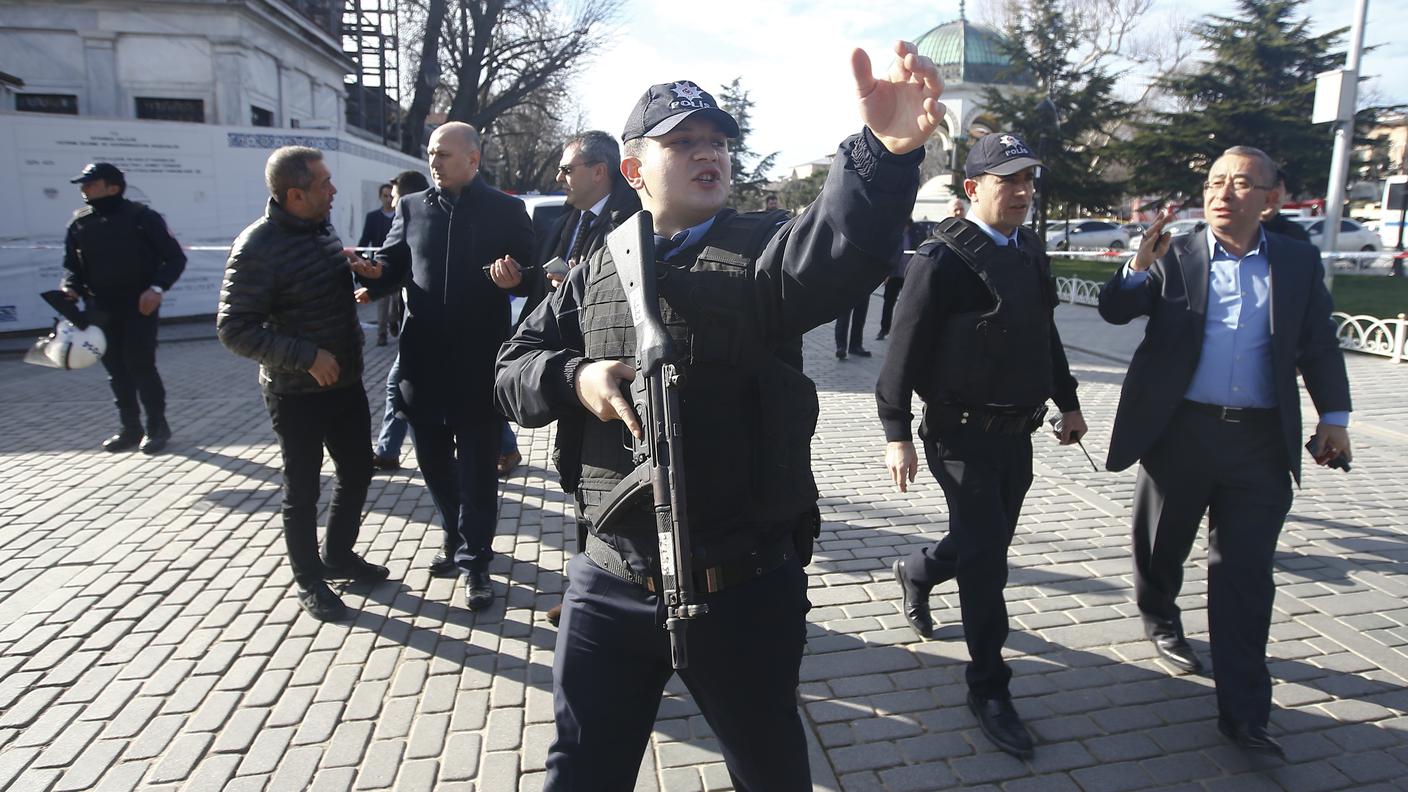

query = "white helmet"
[24, 321, 106, 370]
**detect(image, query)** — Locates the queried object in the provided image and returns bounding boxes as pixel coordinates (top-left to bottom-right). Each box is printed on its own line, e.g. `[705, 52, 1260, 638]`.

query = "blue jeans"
[375, 353, 408, 459]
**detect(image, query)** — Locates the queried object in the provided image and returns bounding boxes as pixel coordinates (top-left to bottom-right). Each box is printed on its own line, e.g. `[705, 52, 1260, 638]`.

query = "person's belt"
[1181, 400, 1276, 424]
[583, 532, 794, 594]
[933, 403, 1047, 435]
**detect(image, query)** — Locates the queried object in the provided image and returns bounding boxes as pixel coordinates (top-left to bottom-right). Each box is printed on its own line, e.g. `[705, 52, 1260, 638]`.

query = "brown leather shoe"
[545, 603, 562, 626]
[496, 450, 522, 478]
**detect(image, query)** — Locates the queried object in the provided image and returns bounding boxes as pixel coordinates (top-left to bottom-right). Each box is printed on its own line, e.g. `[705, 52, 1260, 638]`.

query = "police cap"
[70, 162, 126, 185]
[622, 81, 740, 142]
[963, 133, 1042, 179]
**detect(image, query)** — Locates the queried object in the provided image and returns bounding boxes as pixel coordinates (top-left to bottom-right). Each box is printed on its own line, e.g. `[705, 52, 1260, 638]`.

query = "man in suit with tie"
[1098, 145, 1352, 757]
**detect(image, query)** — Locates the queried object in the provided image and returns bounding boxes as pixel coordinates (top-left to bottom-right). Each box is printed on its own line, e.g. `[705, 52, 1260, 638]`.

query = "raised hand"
[1132, 207, 1177, 272]
[852, 40, 945, 156]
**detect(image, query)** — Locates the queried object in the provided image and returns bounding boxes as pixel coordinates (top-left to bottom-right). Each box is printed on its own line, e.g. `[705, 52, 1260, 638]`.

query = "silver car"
[1046, 220, 1130, 251]
[1293, 217, 1382, 252]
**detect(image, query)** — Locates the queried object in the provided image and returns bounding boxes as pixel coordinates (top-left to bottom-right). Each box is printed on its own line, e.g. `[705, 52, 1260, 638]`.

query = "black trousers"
[97, 303, 165, 429]
[1133, 404, 1292, 726]
[833, 295, 870, 351]
[263, 385, 374, 587]
[901, 425, 1033, 699]
[410, 415, 500, 573]
[879, 277, 905, 336]
[545, 553, 811, 792]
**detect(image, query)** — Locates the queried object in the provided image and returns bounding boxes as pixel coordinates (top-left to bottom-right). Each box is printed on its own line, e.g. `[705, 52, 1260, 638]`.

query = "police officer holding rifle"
[495, 41, 943, 792]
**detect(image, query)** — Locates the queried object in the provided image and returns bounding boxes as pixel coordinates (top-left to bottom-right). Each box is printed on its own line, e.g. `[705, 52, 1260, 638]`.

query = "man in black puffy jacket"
[217, 145, 392, 622]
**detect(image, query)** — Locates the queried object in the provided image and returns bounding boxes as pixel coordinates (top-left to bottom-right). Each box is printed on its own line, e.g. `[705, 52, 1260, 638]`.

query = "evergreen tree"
[1122, 0, 1345, 202]
[717, 78, 779, 211]
[981, 0, 1130, 228]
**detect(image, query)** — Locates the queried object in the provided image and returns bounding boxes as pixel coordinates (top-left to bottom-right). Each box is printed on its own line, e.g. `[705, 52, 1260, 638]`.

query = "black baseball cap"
[70, 162, 125, 184]
[622, 81, 740, 142]
[963, 133, 1042, 179]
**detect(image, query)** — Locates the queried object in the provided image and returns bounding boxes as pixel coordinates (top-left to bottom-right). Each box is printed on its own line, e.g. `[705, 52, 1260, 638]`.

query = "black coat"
[218, 199, 365, 394]
[366, 177, 538, 422]
[62, 195, 186, 305]
[1098, 229, 1351, 481]
[358, 209, 395, 248]
[521, 180, 642, 318]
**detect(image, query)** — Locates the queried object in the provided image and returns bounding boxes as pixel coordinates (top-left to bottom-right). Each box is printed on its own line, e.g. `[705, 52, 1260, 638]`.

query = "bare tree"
[399, 0, 619, 156]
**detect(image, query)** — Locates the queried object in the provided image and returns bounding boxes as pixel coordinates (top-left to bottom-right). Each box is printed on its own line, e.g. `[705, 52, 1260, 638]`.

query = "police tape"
[0, 244, 383, 254]
[1045, 249, 1408, 261]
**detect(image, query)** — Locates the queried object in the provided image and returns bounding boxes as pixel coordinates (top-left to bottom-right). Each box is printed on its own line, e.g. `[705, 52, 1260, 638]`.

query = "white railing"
[1055, 276, 1102, 306]
[1332, 312, 1407, 363]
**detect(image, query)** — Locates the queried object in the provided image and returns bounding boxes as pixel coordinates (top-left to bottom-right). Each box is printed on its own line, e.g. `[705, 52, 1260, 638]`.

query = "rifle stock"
[605, 211, 708, 669]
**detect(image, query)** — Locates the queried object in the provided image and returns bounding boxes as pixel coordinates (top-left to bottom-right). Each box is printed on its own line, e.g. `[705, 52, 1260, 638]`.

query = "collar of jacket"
[85, 194, 127, 215]
[426, 176, 485, 214]
[266, 198, 331, 234]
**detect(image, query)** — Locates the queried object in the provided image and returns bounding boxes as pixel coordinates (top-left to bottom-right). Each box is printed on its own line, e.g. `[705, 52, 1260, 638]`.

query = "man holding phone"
[1098, 145, 1352, 758]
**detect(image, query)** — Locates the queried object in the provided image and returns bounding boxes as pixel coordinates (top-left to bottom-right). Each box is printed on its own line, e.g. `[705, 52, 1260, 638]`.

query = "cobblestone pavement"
[1, 298, 1406, 792]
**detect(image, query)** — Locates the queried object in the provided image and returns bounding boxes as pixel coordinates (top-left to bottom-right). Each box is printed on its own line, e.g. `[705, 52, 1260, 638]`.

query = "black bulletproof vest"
[927, 218, 1056, 408]
[69, 200, 157, 298]
[574, 210, 818, 564]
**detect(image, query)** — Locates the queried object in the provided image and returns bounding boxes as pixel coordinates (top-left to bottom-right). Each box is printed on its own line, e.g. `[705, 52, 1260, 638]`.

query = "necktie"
[567, 210, 596, 264]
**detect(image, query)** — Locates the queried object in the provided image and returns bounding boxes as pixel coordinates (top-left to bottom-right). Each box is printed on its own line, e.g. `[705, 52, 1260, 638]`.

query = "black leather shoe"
[835, 348, 847, 360]
[427, 551, 460, 577]
[848, 346, 872, 358]
[893, 559, 933, 639]
[465, 569, 493, 611]
[1152, 635, 1204, 674]
[1218, 717, 1285, 758]
[140, 422, 171, 455]
[103, 428, 143, 453]
[371, 452, 401, 471]
[323, 554, 390, 584]
[968, 692, 1034, 759]
[296, 580, 347, 621]
[875, 331, 887, 341]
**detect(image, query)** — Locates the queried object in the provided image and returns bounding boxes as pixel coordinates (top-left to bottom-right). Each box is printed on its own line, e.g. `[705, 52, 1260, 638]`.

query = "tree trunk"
[401, 0, 448, 156]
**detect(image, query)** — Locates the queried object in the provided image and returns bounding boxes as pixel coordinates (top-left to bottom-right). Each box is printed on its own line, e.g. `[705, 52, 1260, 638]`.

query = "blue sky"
[572, 0, 1407, 177]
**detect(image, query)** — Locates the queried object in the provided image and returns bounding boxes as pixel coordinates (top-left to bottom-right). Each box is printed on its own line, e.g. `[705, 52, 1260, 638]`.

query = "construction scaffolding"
[341, 0, 401, 148]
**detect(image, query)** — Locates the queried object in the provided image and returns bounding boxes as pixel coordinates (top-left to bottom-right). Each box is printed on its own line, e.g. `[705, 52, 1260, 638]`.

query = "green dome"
[914, 16, 1033, 87]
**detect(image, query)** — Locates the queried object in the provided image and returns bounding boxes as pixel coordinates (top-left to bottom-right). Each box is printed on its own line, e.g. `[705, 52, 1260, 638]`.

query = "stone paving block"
[351, 739, 404, 789]
[321, 720, 375, 769]
[147, 732, 214, 783]
[236, 725, 295, 776]
[477, 751, 521, 792]
[439, 731, 482, 782]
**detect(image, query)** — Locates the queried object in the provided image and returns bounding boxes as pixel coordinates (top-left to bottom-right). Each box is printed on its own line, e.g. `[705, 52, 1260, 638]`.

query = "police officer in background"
[877, 132, 1087, 759]
[496, 42, 943, 791]
[61, 162, 186, 454]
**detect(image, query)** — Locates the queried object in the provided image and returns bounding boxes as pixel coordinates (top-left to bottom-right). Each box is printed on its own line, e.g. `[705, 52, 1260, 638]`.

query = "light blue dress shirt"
[1121, 231, 1348, 426]
[655, 216, 718, 260]
[969, 216, 1022, 248]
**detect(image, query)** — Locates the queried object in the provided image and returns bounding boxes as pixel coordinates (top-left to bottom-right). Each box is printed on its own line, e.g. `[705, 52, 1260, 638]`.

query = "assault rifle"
[599, 211, 708, 669]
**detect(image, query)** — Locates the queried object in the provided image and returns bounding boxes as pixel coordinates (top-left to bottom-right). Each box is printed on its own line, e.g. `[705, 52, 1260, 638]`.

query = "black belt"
[1181, 400, 1276, 423]
[583, 532, 794, 594]
[933, 403, 1047, 435]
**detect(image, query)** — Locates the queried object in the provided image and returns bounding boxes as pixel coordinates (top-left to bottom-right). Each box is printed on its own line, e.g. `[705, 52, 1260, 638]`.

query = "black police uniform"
[61, 192, 186, 440]
[876, 217, 1080, 701]
[496, 126, 921, 792]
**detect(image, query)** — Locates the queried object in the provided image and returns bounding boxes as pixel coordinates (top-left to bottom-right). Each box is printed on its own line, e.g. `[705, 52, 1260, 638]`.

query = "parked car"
[1045, 219, 1130, 250]
[1128, 218, 1205, 249]
[518, 194, 569, 240]
[1293, 217, 1382, 252]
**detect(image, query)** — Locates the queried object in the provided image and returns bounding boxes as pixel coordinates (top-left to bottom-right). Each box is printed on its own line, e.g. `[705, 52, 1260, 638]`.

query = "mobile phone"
[544, 256, 570, 279]
[1305, 435, 1351, 472]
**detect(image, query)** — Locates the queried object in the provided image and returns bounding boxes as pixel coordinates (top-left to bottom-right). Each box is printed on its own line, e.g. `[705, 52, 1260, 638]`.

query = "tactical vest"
[69, 200, 158, 298]
[572, 209, 818, 564]
[924, 217, 1057, 408]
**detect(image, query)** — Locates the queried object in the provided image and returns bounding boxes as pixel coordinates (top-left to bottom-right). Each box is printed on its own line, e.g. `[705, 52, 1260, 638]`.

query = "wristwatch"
[150, 285, 164, 295]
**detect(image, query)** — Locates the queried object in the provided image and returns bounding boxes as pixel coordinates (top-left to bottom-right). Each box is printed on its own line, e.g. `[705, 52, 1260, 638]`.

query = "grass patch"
[1051, 258, 1408, 320]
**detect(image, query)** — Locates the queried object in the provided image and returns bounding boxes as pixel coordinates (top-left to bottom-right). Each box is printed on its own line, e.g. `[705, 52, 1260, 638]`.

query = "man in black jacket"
[218, 146, 390, 622]
[877, 132, 1087, 759]
[61, 162, 186, 454]
[351, 122, 538, 611]
[358, 182, 397, 345]
[495, 43, 942, 790]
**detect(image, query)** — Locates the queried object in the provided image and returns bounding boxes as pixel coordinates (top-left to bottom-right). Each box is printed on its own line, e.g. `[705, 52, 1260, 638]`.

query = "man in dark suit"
[1098, 145, 1352, 757]
[350, 122, 538, 610]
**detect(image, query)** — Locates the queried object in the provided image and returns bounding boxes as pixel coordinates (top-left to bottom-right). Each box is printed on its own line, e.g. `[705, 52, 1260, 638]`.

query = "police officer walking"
[61, 162, 186, 454]
[496, 42, 943, 791]
[877, 132, 1087, 759]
